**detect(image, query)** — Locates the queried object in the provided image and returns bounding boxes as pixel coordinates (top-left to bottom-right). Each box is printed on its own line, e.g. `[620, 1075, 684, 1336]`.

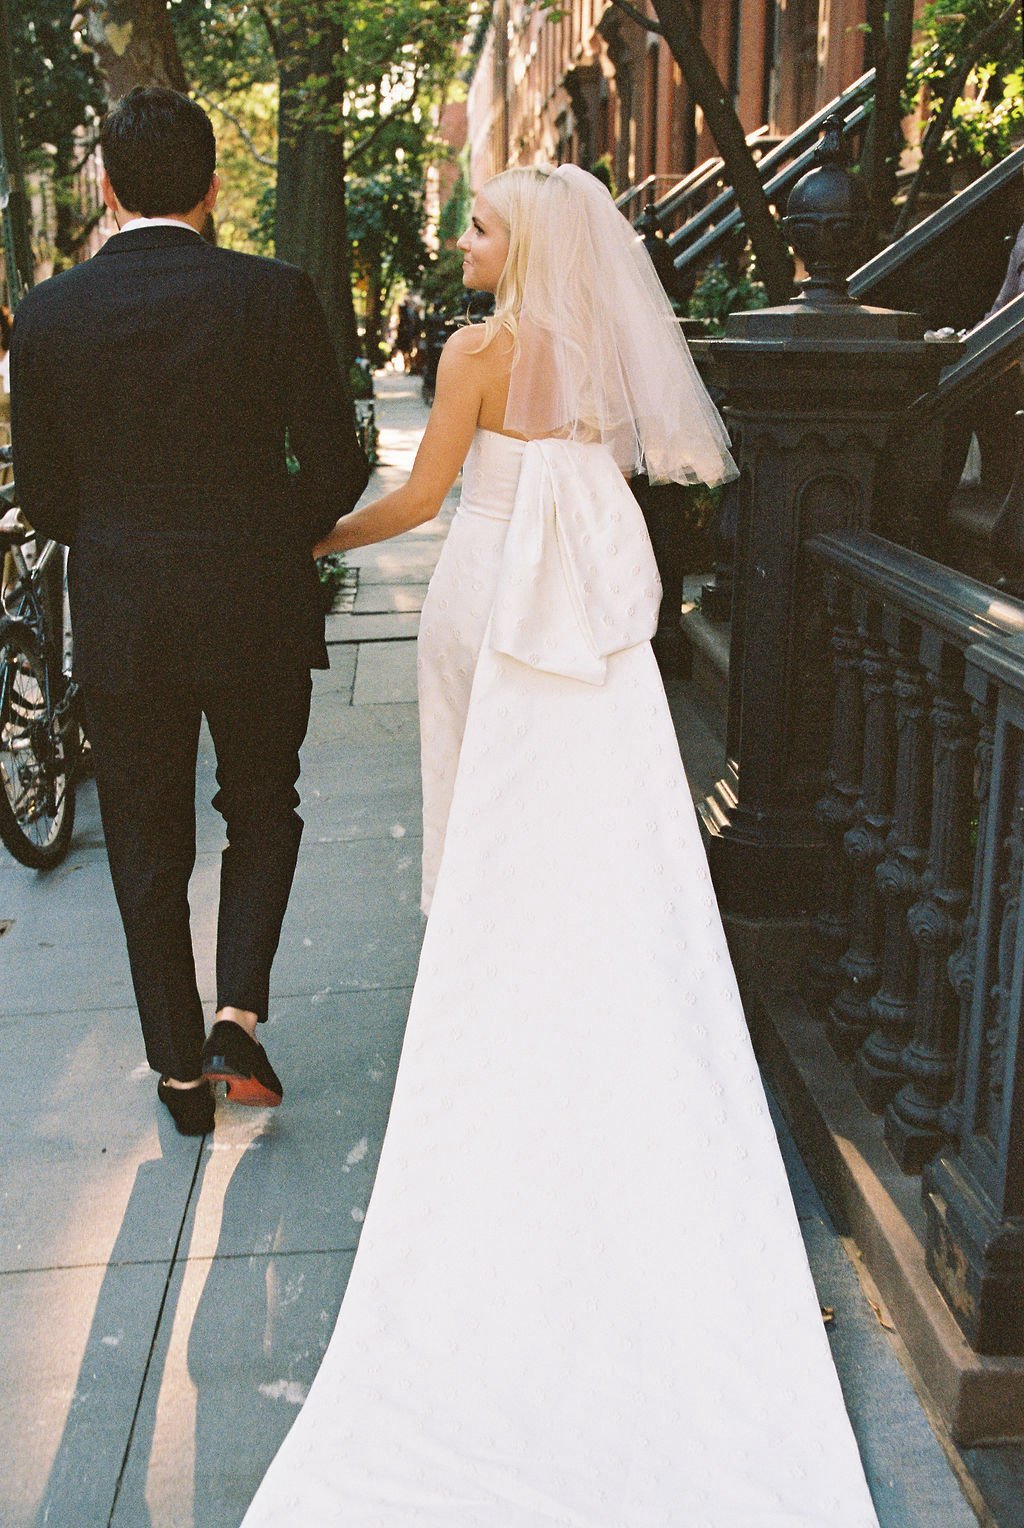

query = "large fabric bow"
[487, 439, 662, 685]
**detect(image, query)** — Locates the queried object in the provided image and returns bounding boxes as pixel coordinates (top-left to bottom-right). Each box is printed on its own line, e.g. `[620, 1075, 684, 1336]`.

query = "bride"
[242, 165, 881, 1526]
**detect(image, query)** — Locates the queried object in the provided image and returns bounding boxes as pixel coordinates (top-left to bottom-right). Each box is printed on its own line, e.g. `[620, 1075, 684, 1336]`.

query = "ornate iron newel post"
[692, 115, 957, 916]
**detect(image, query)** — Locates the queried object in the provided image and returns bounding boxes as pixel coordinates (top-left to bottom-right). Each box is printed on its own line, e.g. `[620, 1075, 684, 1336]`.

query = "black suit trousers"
[83, 667, 313, 1080]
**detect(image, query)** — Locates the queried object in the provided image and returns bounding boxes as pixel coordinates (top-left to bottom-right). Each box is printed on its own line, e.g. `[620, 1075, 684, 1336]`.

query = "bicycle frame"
[1, 532, 72, 678]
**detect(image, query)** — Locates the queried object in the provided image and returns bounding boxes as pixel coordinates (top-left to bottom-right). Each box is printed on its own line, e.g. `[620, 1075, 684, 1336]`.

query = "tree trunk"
[861, 0, 915, 230]
[85, 0, 189, 98]
[364, 263, 384, 362]
[273, 20, 360, 376]
[643, 0, 795, 304]
[84, 0, 216, 240]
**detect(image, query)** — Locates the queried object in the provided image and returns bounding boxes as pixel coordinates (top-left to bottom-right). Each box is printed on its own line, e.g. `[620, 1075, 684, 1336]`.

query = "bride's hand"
[313, 527, 340, 559]
[309, 337, 488, 560]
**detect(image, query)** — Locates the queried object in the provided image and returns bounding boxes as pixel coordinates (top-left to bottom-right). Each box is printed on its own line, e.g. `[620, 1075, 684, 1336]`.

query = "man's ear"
[203, 172, 220, 213]
[101, 170, 119, 215]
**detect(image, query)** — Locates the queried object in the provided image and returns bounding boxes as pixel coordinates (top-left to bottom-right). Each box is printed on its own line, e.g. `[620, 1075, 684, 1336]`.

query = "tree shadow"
[185, 1126, 352, 1528]
[33, 1113, 208, 1528]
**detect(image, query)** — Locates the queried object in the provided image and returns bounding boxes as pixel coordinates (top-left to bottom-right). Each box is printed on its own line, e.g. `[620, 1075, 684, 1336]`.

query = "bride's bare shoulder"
[441, 323, 514, 371]
[436, 323, 515, 434]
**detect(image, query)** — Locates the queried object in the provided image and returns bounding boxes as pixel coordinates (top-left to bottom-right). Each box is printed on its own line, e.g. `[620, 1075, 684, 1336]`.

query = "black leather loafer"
[201, 1020, 284, 1107]
[158, 1077, 215, 1136]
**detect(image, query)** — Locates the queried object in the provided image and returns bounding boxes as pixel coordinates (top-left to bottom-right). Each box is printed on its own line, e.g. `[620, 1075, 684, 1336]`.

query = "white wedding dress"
[242, 429, 881, 1526]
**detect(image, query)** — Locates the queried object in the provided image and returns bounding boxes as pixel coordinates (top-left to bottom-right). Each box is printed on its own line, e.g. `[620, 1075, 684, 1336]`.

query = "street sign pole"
[0, 0, 33, 305]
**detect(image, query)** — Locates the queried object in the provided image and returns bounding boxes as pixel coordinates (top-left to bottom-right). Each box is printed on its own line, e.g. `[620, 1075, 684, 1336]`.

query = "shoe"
[158, 1076, 215, 1136]
[201, 1020, 284, 1107]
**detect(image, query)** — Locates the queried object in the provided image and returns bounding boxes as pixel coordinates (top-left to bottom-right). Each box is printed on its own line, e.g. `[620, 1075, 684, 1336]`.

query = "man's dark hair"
[99, 87, 215, 217]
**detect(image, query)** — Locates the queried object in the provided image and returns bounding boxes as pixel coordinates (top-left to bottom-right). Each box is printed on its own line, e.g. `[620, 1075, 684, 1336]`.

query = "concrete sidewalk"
[0, 370, 983, 1527]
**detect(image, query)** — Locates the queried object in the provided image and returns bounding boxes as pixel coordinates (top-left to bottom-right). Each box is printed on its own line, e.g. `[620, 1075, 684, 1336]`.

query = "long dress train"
[242, 429, 881, 1526]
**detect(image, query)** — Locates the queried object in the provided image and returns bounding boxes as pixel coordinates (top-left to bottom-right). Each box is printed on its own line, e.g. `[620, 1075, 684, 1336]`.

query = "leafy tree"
[348, 159, 427, 360]
[11, 0, 106, 268]
[268, 0, 471, 368]
[170, 0, 472, 371]
[84, 0, 190, 97]
[170, 0, 278, 252]
[894, 0, 1023, 235]
[859, 1, 917, 228]
[604, 0, 795, 304]
[421, 165, 472, 317]
[82, 0, 217, 237]
[196, 80, 278, 254]
[437, 163, 470, 246]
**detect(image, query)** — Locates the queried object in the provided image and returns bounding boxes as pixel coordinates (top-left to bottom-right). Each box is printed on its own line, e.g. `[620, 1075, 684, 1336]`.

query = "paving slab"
[297, 745, 422, 844]
[348, 527, 448, 586]
[0, 1005, 203, 1271]
[1, 754, 423, 1018]
[185, 834, 425, 1000]
[325, 609, 420, 643]
[353, 581, 429, 614]
[309, 646, 357, 699]
[0, 1260, 171, 1528]
[302, 697, 419, 758]
[111, 1250, 354, 1528]
[352, 639, 419, 705]
[665, 676, 727, 807]
[769, 1086, 978, 1527]
[354, 566, 444, 586]
[0, 851, 137, 1015]
[187, 986, 411, 1259]
[199, 692, 421, 847]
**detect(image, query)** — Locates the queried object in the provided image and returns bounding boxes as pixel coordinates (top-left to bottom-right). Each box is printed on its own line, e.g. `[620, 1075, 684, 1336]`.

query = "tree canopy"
[12, 0, 105, 267]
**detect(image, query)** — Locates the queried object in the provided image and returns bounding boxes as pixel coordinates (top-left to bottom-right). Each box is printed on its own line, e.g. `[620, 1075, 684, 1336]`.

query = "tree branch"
[648, 0, 794, 302]
[609, 0, 664, 36]
[860, 0, 913, 225]
[893, 0, 1022, 238]
[256, 4, 281, 63]
[865, 0, 889, 72]
[345, 71, 424, 169]
[66, 138, 101, 177]
[60, 205, 105, 258]
[195, 92, 277, 169]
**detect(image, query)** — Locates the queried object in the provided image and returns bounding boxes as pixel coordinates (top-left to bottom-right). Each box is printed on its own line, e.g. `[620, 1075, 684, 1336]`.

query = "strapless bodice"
[457, 428, 527, 522]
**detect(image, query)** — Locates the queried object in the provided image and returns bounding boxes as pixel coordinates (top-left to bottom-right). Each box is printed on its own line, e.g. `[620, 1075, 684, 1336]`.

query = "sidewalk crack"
[106, 1139, 205, 1526]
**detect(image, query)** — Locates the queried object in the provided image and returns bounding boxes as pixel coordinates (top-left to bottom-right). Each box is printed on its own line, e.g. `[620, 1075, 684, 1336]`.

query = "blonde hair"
[467, 165, 553, 353]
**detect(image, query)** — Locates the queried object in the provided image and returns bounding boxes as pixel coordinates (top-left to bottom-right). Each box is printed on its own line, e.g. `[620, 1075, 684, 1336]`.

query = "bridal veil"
[502, 163, 738, 489]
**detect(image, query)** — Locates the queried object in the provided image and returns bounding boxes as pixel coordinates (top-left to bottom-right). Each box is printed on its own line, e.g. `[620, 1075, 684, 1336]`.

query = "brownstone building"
[467, 1, 912, 197]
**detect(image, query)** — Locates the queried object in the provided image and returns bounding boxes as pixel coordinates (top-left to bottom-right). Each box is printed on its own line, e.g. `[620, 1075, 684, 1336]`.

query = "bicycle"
[0, 446, 85, 867]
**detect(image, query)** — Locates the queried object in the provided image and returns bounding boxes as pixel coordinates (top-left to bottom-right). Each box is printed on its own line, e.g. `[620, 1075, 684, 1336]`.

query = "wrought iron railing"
[850, 144, 1024, 330]
[809, 526, 1024, 1353]
[666, 68, 877, 282]
[615, 130, 775, 237]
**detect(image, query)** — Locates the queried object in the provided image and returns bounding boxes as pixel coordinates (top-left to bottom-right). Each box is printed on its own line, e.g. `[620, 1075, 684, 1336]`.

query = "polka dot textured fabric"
[242, 431, 881, 1527]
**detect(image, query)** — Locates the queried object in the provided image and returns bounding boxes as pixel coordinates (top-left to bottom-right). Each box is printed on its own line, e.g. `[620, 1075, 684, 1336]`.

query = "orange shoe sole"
[204, 1070, 282, 1107]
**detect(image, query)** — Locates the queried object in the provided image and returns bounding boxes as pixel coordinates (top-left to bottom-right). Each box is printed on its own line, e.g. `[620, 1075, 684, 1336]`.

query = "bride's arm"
[313, 329, 485, 557]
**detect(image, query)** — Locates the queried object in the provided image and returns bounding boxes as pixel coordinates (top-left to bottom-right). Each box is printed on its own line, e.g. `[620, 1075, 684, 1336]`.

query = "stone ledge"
[725, 914, 1024, 1446]
[681, 595, 729, 731]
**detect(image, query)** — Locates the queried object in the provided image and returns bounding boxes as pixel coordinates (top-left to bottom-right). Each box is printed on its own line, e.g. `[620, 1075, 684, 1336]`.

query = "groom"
[11, 87, 369, 1135]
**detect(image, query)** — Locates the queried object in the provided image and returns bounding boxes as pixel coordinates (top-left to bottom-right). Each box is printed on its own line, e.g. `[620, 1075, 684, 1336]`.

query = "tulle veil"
[502, 163, 738, 489]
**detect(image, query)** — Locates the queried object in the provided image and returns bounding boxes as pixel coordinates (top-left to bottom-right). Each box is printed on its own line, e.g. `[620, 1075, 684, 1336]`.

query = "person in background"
[0, 305, 13, 393]
[987, 216, 1024, 318]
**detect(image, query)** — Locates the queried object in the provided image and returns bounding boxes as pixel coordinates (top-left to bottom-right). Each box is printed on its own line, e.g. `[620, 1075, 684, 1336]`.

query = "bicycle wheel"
[0, 618, 76, 868]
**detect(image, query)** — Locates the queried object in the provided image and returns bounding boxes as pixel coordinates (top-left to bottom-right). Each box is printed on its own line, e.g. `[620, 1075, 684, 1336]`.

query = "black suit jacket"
[10, 226, 369, 689]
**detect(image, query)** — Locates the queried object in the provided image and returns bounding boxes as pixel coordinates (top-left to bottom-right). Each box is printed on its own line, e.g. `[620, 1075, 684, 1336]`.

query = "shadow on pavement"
[185, 1133, 351, 1528]
[34, 1116, 208, 1528]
